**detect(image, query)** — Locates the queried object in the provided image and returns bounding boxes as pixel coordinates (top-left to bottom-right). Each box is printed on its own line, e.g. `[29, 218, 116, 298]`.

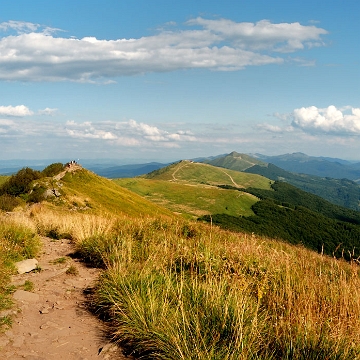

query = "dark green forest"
[201, 182, 360, 260]
[245, 163, 360, 211]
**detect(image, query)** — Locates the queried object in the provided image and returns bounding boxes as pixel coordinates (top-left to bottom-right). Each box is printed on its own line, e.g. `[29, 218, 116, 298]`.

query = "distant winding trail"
[171, 161, 190, 181]
[219, 169, 239, 187]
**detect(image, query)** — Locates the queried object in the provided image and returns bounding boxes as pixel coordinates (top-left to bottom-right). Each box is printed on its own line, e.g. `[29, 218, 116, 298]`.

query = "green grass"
[51, 256, 68, 265]
[66, 265, 79, 276]
[22, 280, 34, 292]
[0, 216, 40, 326]
[115, 178, 258, 218]
[145, 161, 271, 190]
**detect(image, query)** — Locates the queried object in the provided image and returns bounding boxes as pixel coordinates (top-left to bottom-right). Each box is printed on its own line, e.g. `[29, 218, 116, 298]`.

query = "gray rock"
[15, 259, 38, 274]
[43, 189, 55, 198]
[13, 290, 40, 303]
[44, 189, 61, 198]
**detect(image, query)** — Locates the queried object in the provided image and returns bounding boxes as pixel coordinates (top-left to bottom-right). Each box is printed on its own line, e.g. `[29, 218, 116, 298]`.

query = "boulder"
[15, 258, 39, 274]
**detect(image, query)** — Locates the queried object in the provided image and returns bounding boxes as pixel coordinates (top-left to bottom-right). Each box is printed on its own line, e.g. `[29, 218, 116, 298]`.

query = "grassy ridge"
[115, 178, 258, 218]
[204, 151, 266, 171]
[116, 161, 271, 219]
[58, 168, 173, 217]
[145, 160, 271, 189]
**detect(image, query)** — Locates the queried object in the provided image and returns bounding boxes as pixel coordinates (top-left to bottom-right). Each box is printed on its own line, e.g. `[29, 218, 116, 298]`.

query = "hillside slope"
[145, 160, 271, 189]
[52, 167, 173, 217]
[116, 160, 271, 218]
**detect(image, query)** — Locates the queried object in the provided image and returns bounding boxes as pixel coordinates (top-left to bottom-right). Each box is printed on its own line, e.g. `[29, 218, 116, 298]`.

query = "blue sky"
[1, 0, 360, 162]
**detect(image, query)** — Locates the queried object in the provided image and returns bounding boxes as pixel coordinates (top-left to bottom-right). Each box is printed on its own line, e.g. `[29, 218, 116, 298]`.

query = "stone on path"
[13, 290, 40, 303]
[14, 259, 38, 274]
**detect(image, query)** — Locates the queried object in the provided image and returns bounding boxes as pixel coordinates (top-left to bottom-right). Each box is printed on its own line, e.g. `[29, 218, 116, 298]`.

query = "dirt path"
[0, 236, 130, 360]
[219, 169, 239, 187]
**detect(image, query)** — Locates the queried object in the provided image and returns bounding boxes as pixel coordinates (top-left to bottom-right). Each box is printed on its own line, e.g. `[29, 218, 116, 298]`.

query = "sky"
[0, 0, 360, 163]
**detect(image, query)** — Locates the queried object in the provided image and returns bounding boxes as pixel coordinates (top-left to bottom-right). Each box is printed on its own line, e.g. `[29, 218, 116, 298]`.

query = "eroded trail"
[0, 236, 129, 360]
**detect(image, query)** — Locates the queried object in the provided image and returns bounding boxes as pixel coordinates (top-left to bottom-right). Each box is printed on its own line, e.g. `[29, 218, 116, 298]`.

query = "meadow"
[2, 205, 360, 359]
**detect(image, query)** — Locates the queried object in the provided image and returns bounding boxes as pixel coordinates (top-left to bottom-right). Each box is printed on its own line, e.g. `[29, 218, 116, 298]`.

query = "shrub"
[0, 194, 23, 212]
[0, 167, 42, 197]
[42, 163, 64, 177]
[27, 185, 46, 204]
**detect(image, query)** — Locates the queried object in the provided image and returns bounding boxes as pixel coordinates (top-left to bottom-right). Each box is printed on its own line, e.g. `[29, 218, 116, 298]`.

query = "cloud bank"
[261, 105, 360, 136]
[292, 106, 360, 134]
[0, 18, 328, 82]
[65, 119, 196, 147]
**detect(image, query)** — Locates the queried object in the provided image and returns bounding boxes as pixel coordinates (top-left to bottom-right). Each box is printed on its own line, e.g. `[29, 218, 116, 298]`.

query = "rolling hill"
[115, 160, 271, 219]
[205, 151, 360, 211]
[202, 151, 266, 171]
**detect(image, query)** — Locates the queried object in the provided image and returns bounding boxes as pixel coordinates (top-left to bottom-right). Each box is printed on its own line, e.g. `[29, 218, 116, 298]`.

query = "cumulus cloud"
[0, 18, 328, 82]
[65, 119, 197, 145]
[0, 105, 33, 116]
[292, 105, 360, 134]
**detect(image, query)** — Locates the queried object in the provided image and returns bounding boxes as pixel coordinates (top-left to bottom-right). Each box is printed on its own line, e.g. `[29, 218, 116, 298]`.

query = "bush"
[0, 167, 42, 197]
[0, 194, 23, 212]
[42, 163, 64, 177]
[27, 185, 46, 204]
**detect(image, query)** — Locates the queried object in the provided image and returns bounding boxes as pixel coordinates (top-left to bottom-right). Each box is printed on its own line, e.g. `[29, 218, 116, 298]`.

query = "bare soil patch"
[0, 236, 131, 360]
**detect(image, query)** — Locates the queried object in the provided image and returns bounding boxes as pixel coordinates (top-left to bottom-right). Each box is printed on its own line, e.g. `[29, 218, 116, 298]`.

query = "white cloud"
[0, 20, 61, 35]
[292, 105, 360, 134]
[0, 18, 328, 82]
[38, 107, 58, 116]
[256, 123, 283, 133]
[0, 105, 33, 116]
[0, 119, 15, 126]
[187, 18, 327, 53]
[65, 119, 197, 145]
[0, 20, 39, 34]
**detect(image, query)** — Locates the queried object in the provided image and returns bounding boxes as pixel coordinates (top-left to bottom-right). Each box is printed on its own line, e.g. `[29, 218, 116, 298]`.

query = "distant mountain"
[205, 151, 360, 211]
[88, 162, 168, 178]
[202, 151, 265, 171]
[253, 152, 360, 181]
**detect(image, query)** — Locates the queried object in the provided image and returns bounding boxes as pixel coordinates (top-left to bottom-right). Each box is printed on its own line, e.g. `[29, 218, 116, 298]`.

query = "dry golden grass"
[2, 203, 360, 357]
